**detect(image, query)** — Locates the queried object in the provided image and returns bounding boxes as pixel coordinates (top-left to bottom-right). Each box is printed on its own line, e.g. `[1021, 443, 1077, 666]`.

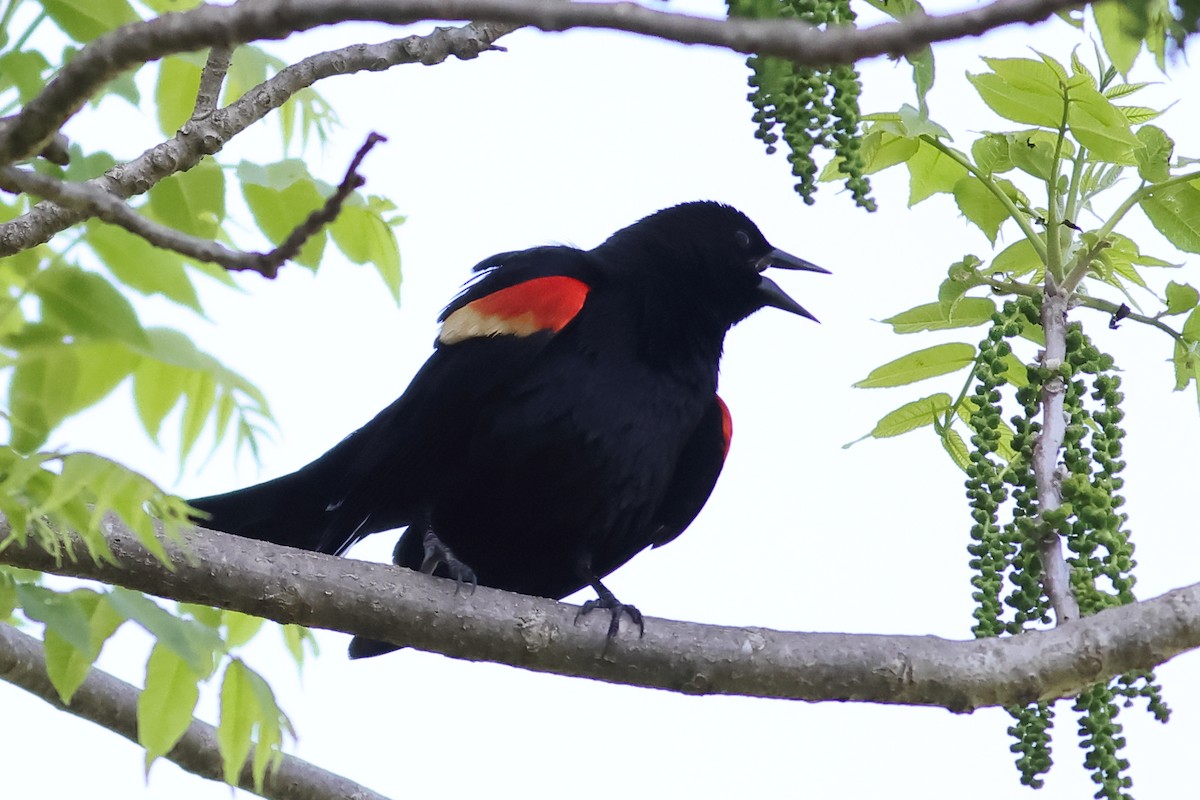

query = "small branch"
[192, 45, 234, 120]
[0, 623, 390, 800]
[0, 115, 69, 165]
[1035, 290, 1081, 624]
[1073, 295, 1186, 342]
[0, 22, 513, 257]
[3, 518, 1199, 711]
[0, 0, 1086, 164]
[0, 133, 385, 276]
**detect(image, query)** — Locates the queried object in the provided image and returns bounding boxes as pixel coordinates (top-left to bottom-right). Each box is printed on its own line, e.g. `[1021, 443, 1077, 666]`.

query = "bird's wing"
[648, 394, 731, 549]
[308, 245, 598, 554]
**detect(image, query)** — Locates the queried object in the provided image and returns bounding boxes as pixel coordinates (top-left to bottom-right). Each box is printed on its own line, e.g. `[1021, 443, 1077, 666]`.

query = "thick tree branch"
[0, 0, 1082, 165]
[0, 623, 390, 800]
[1, 519, 1197, 712]
[0, 22, 514, 257]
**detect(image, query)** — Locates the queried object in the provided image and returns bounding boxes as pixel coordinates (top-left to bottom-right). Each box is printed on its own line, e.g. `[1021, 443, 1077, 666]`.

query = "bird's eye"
[734, 230, 752, 249]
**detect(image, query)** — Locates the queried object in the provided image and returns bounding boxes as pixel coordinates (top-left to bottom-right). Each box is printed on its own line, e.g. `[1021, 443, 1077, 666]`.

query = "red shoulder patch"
[439, 276, 590, 345]
[715, 395, 732, 459]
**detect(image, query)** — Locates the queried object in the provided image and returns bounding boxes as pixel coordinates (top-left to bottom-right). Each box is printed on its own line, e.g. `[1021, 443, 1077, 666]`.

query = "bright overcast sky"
[5, 2, 1200, 798]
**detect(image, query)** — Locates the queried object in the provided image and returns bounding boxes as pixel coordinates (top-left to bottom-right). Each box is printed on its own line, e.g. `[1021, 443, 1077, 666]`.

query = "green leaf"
[853, 343, 976, 388]
[42, 0, 139, 42]
[139, 644, 201, 769]
[1066, 83, 1142, 162]
[147, 158, 226, 239]
[882, 297, 996, 333]
[850, 392, 952, 444]
[155, 55, 203, 136]
[1141, 181, 1200, 254]
[1008, 130, 1073, 181]
[967, 58, 1064, 128]
[939, 255, 984, 314]
[1165, 281, 1200, 316]
[280, 624, 318, 668]
[41, 597, 123, 703]
[330, 203, 402, 302]
[1093, 1, 1144, 76]
[34, 265, 146, 346]
[222, 610, 265, 649]
[1135, 125, 1174, 183]
[971, 134, 1014, 175]
[239, 161, 327, 269]
[0, 50, 52, 103]
[1119, 106, 1165, 124]
[218, 660, 256, 786]
[106, 588, 219, 676]
[988, 238, 1044, 277]
[86, 221, 202, 313]
[941, 427, 971, 471]
[17, 585, 94, 652]
[906, 141, 969, 206]
[9, 341, 140, 453]
[953, 176, 1011, 243]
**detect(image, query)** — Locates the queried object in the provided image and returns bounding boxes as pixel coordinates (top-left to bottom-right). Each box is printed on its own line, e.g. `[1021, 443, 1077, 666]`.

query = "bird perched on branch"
[190, 201, 827, 657]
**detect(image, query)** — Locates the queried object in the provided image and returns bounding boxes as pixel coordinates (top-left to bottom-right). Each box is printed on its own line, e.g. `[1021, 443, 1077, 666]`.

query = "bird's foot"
[420, 529, 477, 593]
[576, 596, 645, 643]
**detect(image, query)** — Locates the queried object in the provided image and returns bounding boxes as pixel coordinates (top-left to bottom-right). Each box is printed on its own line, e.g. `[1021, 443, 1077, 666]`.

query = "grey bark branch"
[1, 518, 1196, 712]
[1036, 289, 1082, 624]
[192, 45, 234, 120]
[0, 133, 384, 276]
[0, 0, 1083, 165]
[0, 22, 515, 257]
[0, 623, 390, 800]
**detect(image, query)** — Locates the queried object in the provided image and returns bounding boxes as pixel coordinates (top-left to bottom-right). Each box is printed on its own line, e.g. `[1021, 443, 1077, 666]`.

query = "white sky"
[4, 2, 1200, 799]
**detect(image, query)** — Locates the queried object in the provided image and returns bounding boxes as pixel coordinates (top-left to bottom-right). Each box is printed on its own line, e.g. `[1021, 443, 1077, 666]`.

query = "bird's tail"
[189, 469, 341, 553]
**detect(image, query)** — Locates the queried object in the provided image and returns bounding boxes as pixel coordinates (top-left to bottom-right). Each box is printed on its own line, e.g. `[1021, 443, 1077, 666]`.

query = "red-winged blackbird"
[190, 201, 826, 657]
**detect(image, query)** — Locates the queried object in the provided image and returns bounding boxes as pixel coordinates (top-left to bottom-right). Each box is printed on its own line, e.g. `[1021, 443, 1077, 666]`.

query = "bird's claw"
[420, 529, 477, 594]
[576, 598, 645, 642]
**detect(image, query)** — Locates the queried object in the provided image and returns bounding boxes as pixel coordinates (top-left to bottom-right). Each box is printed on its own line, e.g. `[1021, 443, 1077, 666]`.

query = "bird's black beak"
[755, 247, 828, 322]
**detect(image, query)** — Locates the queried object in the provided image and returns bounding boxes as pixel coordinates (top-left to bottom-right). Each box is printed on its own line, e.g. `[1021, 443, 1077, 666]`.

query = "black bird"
[189, 201, 827, 657]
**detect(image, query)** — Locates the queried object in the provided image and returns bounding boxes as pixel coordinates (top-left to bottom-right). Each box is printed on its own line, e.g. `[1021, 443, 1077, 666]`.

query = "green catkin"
[963, 300, 1166, 794]
[727, 0, 873, 209]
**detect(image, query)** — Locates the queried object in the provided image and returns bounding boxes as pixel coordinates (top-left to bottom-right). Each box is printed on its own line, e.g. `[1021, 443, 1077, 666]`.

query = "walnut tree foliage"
[836, 4, 1200, 796]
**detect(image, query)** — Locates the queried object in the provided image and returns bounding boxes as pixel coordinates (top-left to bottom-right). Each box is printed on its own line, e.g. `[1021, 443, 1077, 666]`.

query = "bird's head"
[600, 201, 828, 332]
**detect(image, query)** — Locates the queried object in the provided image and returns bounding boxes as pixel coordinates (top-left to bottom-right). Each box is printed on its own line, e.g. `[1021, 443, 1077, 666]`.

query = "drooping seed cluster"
[964, 298, 1167, 797]
[726, 0, 873, 209]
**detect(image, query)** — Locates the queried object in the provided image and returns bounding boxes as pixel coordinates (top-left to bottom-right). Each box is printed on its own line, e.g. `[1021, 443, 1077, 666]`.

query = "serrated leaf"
[971, 134, 1014, 175]
[953, 176, 1010, 244]
[107, 588, 219, 676]
[967, 59, 1063, 128]
[218, 660, 255, 786]
[906, 141, 969, 206]
[853, 343, 976, 388]
[1135, 125, 1174, 183]
[1165, 281, 1200, 315]
[941, 427, 971, 471]
[1141, 181, 1200, 254]
[86, 221, 202, 313]
[1103, 82, 1152, 100]
[1119, 106, 1165, 124]
[330, 204, 402, 303]
[1093, 1, 1144, 76]
[155, 55, 204, 136]
[853, 392, 953, 444]
[17, 585, 94, 652]
[148, 158, 225, 239]
[988, 238, 1044, 277]
[1008, 130, 1073, 181]
[239, 161, 327, 270]
[139, 643, 201, 769]
[881, 297, 996, 334]
[42, 0, 139, 42]
[1067, 84, 1142, 162]
[34, 265, 146, 346]
[41, 597, 122, 703]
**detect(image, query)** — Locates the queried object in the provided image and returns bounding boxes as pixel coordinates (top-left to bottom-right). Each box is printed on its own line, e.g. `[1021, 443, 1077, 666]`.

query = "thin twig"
[0, 0, 1086, 164]
[0, 22, 514, 256]
[0, 623, 390, 800]
[0, 132, 386, 276]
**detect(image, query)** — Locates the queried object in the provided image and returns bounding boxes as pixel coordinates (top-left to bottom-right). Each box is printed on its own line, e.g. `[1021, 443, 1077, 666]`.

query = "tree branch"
[0, 0, 1084, 165]
[1, 518, 1197, 712]
[0, 133, 384, 276]
[192, 45, 234, 120]
[0, 622, 390, 800]
[0, 22, 515, 257]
